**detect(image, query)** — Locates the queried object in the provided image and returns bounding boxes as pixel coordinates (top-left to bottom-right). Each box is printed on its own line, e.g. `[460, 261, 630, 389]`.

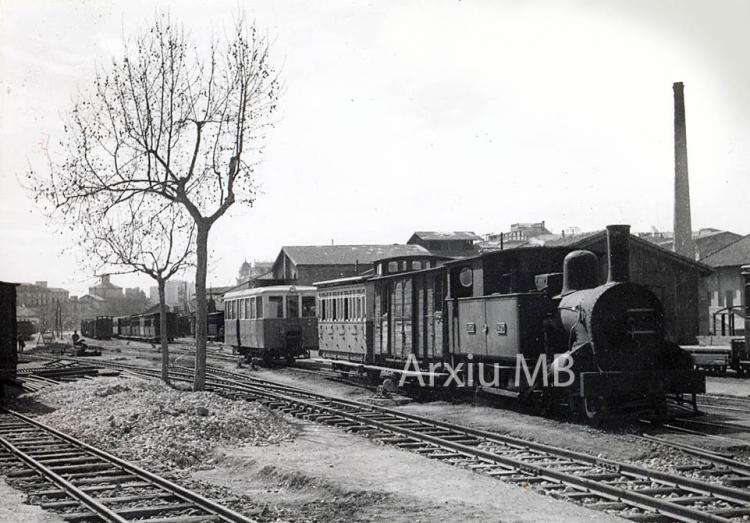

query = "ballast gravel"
[27, 377, 299, 471]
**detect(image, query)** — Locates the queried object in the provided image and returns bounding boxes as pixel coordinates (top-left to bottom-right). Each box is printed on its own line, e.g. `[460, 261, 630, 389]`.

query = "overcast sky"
[1, 0, 749, 295]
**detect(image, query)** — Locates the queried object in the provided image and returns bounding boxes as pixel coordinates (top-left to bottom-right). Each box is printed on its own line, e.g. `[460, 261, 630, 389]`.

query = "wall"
[585, 238, 703, 344]
[701, 266, 745, 335]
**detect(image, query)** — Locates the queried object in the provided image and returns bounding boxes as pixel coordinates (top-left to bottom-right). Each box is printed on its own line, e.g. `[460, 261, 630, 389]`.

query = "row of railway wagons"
[114, 311, 178, 342]
[312, 225, 706, 419]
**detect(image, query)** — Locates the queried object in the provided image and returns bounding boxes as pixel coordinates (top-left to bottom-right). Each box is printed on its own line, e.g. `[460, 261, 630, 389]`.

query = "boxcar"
[207, 311, 225, 342]
[0, 282, 19, 394]
[80, 316, 113, 340]
[224, 286, 317, 364]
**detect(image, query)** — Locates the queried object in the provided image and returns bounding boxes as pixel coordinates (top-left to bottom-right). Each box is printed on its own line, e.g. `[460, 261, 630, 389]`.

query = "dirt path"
[195, 423, 624, 522]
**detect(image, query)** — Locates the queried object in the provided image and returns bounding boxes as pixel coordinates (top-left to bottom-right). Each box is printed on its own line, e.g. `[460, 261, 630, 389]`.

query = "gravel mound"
[29, 377, 299, 471]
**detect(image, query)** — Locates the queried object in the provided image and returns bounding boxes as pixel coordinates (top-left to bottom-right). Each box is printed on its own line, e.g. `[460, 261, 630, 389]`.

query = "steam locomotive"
[317, 225, 705, 419]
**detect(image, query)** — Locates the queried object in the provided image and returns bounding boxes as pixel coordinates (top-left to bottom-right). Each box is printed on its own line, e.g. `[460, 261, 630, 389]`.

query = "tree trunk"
[158, 278, 169, 383]
[193, 222, 209, 391]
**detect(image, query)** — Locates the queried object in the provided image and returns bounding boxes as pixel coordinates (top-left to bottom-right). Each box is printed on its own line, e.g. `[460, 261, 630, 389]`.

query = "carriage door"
[392, 279, 413, 359]
[378, 284, 390, 357]
[457, 298, 488, 356]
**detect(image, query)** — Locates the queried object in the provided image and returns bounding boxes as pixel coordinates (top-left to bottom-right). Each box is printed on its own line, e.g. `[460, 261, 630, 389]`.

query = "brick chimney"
[673, 82, 694, 258]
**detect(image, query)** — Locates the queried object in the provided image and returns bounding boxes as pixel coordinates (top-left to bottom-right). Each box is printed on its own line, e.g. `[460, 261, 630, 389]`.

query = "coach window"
[267, 296, 283, 319]
[412, 260, 422, 270]
[345, 297, 351, 321]
[246, 298, 251, 319]
[249, 297, 256, 319]
[256, 297, 263, 319]
[302, 296, 316, 317]
[287, 295, 300, 318]
[388, 261, 398, 274]
[240, 299, 246, 320]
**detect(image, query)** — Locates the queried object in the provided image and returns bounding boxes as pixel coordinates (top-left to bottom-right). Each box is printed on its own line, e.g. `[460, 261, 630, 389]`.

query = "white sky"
[1, 0, 749, 296]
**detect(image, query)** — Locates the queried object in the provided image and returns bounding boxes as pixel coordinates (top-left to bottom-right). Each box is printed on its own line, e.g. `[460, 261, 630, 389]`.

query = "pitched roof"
[281, 244, 430, 265]
[533, 230, 711, 273]
[700, 235, 750, 268]
[410, 231, 481, 241]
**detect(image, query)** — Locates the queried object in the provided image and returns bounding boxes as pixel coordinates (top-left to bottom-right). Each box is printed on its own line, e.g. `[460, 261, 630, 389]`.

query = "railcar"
[0, 282, 19, 395]
[224, 286, 317, 364]
[80, 316, 114, 340]
[207, 311, 225, 342]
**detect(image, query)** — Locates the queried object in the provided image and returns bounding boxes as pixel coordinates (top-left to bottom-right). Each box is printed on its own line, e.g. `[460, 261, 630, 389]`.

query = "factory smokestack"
[673, 82, 694, 258]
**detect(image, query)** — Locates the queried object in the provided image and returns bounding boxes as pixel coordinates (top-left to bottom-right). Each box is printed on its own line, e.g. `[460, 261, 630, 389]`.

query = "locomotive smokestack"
[673, 82, 694, 258]
[606, 225, 630, 283]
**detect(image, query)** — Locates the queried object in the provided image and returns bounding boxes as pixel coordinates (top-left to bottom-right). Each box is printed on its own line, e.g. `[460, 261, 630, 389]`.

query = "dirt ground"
[6, 343, 626, 522]
[0, 479, 66, 523]
[8, 339, 750, 521]
[194, 423, 624, 522]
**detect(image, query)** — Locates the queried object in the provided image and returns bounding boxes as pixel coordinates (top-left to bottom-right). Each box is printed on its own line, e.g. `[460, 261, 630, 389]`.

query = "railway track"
[66, 358, 750, 522]
[0, 408, 255, 523]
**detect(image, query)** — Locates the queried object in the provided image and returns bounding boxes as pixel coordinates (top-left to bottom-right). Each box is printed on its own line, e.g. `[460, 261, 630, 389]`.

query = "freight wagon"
[80, 316, 114, 340]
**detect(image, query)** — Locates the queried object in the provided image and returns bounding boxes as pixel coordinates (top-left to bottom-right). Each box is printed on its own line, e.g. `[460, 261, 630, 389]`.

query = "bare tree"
[32, 15, 280, 390]
[77, 195, 195, 382]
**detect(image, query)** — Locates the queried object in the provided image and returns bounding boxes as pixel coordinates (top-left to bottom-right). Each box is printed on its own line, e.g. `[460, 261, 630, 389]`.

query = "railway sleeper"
[39, 492, 177, 510]
[30, 481, 153, 498]
[587, 501, 631, 511]
[62, 502, 202, 522]
[132, 515, 224, 523]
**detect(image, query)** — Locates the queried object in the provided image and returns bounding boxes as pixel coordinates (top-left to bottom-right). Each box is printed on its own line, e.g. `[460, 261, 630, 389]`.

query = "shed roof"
[280, 244, 429, 266]
[410, 231, 482, 241]
[700, 235, 750, 268]
[534, 230, 711, 274]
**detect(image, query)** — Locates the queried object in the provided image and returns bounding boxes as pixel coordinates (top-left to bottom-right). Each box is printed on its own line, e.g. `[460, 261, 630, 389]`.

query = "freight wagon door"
[457, 298, 487, 355]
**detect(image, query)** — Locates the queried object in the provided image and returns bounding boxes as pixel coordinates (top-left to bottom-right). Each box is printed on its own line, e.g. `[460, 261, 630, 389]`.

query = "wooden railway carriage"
[316, 276, 374, 362]
[114, 312, 178, 342]
[371, 255, 451, 364]
[224, 286, 318, 363]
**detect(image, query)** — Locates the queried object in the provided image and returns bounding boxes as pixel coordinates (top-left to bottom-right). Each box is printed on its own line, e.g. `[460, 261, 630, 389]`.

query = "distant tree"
[77, 195, 195, 382]
[32, 15, 280, 390]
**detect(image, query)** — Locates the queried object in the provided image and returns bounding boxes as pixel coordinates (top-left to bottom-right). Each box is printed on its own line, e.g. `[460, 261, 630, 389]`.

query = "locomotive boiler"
[544, 225, 703, 418]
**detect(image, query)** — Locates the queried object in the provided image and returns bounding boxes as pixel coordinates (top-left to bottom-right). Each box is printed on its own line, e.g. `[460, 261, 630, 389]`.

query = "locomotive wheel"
[262, 351, 274, 366]
[285, 355, 296, 366]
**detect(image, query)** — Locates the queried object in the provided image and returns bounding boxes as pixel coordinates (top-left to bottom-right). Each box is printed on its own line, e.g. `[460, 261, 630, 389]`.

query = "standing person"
[17, 334, 25, 353]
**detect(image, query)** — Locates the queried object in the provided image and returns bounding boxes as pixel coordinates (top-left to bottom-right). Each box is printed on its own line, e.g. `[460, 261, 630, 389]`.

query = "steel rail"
[0, 408, 257, 523]
[81, 359, 750, 522]
[0, 435, 128, 523]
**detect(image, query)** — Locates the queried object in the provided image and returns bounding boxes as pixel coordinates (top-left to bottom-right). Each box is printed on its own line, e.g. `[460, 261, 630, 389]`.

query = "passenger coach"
[224, 285, 318, 364]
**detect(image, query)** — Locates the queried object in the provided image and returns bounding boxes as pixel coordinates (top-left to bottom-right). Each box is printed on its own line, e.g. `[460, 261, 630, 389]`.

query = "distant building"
[407, 231, 480, 258]
[481, 221, 554, 250]
[149, 280, 194, 312]
[700, 234, 750, 336]
[237, 260, 273, 284]
[270, 244, 430, 286]
[638, 228, 742, 260]
[89, 274, 123, 301]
